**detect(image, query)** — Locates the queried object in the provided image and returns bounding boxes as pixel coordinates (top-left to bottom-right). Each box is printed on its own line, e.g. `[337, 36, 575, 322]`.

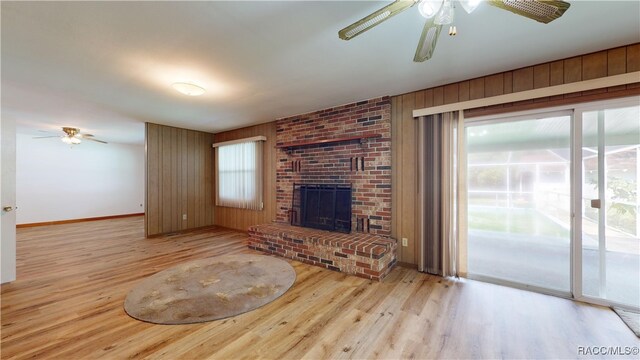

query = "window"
[214, 137, 264, 210]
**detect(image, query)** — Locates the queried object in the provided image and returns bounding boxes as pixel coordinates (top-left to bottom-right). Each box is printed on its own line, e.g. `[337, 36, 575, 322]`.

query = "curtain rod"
[212, 136, 267, 148]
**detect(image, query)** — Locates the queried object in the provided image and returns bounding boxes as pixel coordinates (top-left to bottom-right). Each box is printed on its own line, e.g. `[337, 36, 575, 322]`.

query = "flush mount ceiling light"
[339, 0, 571, 62]
[172, 82, 206, 96]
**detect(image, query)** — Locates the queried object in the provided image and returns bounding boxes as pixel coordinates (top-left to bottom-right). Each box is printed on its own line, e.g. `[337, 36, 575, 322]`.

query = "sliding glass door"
[466, 112, 572, 294]
[464, 96, 640, 309]
[577, 101, 639, 309]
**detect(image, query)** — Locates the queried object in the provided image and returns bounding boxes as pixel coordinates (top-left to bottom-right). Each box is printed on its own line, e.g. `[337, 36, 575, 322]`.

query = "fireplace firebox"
[290, 184, 351, 233]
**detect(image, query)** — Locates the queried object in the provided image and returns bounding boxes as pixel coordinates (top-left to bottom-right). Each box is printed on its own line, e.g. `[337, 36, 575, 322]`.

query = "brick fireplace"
[275, 96, 392, 235]
[248, 96, 396, 280]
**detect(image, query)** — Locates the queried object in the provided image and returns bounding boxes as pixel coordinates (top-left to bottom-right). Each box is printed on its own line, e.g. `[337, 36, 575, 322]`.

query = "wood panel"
[390, 96, 400, 261]
[550, 60, 564, 86]
[608, 47, 627, 76]
[391, 43, 640, 265]
[458, 81, 470, 101]
[513, 66, 534, 92]
[433, 86, 444, 106]
[533, 64, 550, 89]
[583, 51, 607, 80]
[213, 122, 277, 231]
[564, 56, 582, 83]
[469, 78, 485, 99]
[383, 97, 419, 263]
[145, 123, 215, 237]
[484, 73, 504, 97]
[443, 83, 459, 104]
[627, 43, 640, 72]
[2, 217, 637, 359]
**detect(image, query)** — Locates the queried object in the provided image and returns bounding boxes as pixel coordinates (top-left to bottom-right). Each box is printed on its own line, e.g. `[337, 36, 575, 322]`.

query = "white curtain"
[215, 140, 263, 210]
[418, 110, 466, 277]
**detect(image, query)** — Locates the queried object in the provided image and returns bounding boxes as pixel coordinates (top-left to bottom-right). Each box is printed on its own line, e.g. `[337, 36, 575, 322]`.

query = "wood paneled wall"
[213, 122, 277, 231]
[391, 43, 640, 265]
[145, 123, 215, 237]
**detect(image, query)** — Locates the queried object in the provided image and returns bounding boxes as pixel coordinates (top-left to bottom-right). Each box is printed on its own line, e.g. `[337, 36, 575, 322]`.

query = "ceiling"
[2, 1, 639, 144]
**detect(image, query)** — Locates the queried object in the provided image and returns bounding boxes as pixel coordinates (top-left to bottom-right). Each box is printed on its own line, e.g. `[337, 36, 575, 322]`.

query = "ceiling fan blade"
[339, 0, 417, 40]
[487, 0, 571, 24]
[32, 136, 60, 139]
[84, 137, 108, 144]
[414, 19, 442, 62]
[76, 133, 95, 138]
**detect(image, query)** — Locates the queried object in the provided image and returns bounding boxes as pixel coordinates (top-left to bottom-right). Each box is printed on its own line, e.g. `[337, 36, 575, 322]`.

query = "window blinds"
[214, 139, 263, 210]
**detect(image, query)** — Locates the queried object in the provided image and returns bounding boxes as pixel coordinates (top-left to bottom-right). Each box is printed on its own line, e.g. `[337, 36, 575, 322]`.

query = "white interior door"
[1, 117, 17, 283]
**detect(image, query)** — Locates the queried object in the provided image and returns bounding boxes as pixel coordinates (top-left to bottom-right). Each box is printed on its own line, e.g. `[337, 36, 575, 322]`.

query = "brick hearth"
[248, 223, 397, 281]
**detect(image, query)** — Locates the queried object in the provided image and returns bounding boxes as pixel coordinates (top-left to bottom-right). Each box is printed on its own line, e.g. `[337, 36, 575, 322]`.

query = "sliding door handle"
[590, 199, 601, 209]
[3, 206, 17, 212]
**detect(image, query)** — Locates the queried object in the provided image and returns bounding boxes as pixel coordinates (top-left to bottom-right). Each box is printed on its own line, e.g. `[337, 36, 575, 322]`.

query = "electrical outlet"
[402, 238, 408, 247]
[182, 214, 187, 220]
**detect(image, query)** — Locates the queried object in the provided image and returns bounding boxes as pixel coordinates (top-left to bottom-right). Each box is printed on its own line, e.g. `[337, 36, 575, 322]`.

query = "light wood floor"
[2, 217, 637, 359]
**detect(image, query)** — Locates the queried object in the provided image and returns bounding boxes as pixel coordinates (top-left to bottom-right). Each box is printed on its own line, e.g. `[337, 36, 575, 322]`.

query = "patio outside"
[466, 108, 639, 308]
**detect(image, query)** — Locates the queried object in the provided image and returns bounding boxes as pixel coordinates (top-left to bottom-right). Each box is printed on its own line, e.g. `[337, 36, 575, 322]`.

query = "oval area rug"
[124, 254, 296, 324]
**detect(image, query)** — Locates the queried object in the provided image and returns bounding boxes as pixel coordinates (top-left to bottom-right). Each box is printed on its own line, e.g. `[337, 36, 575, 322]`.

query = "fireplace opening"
[290, 184, 352, 233]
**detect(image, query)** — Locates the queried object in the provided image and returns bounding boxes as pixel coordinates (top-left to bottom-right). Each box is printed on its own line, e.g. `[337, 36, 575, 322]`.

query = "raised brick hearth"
[248, 223, 397, 281]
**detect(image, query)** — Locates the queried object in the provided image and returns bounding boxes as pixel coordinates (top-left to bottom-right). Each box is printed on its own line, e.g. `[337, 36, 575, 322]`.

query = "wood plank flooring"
[2, 216, 638, 359]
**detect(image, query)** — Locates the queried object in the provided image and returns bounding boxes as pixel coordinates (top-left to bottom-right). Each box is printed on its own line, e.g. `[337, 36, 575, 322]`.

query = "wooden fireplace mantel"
[276, 134, 381, 150]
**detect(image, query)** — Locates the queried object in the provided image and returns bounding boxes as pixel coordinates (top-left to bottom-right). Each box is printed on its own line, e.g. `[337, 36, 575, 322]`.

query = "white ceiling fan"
[339, 0, 571, 62]
[33, 127, 108, 145]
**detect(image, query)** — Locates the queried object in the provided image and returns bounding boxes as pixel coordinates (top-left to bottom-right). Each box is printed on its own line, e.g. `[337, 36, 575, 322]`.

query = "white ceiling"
[2, 1, 639, 144]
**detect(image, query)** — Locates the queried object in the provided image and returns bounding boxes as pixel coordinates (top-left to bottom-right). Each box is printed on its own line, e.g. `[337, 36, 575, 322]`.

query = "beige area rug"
[124, 254, 296, 324]
[613, 307, 640, 338]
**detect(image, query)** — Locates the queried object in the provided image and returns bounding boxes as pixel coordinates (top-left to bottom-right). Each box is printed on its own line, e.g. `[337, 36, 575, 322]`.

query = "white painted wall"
[16, 134, 144, 224]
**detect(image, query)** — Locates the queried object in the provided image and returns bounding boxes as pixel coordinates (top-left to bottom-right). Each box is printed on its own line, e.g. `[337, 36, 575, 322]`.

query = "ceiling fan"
[338, 0, 571, 62]
[33, 127, 108, 145]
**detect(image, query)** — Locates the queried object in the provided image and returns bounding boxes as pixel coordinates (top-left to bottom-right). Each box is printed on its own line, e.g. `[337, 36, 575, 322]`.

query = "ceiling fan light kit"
[418, 0, 443, 18]
[339, 0, 571, 62]
[61, 136, 81, 145]
[61, 127, 81, 145]
[459, 0, 482, 14]
[33, 126, 108, 145]
[434, 0, 455, 25]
